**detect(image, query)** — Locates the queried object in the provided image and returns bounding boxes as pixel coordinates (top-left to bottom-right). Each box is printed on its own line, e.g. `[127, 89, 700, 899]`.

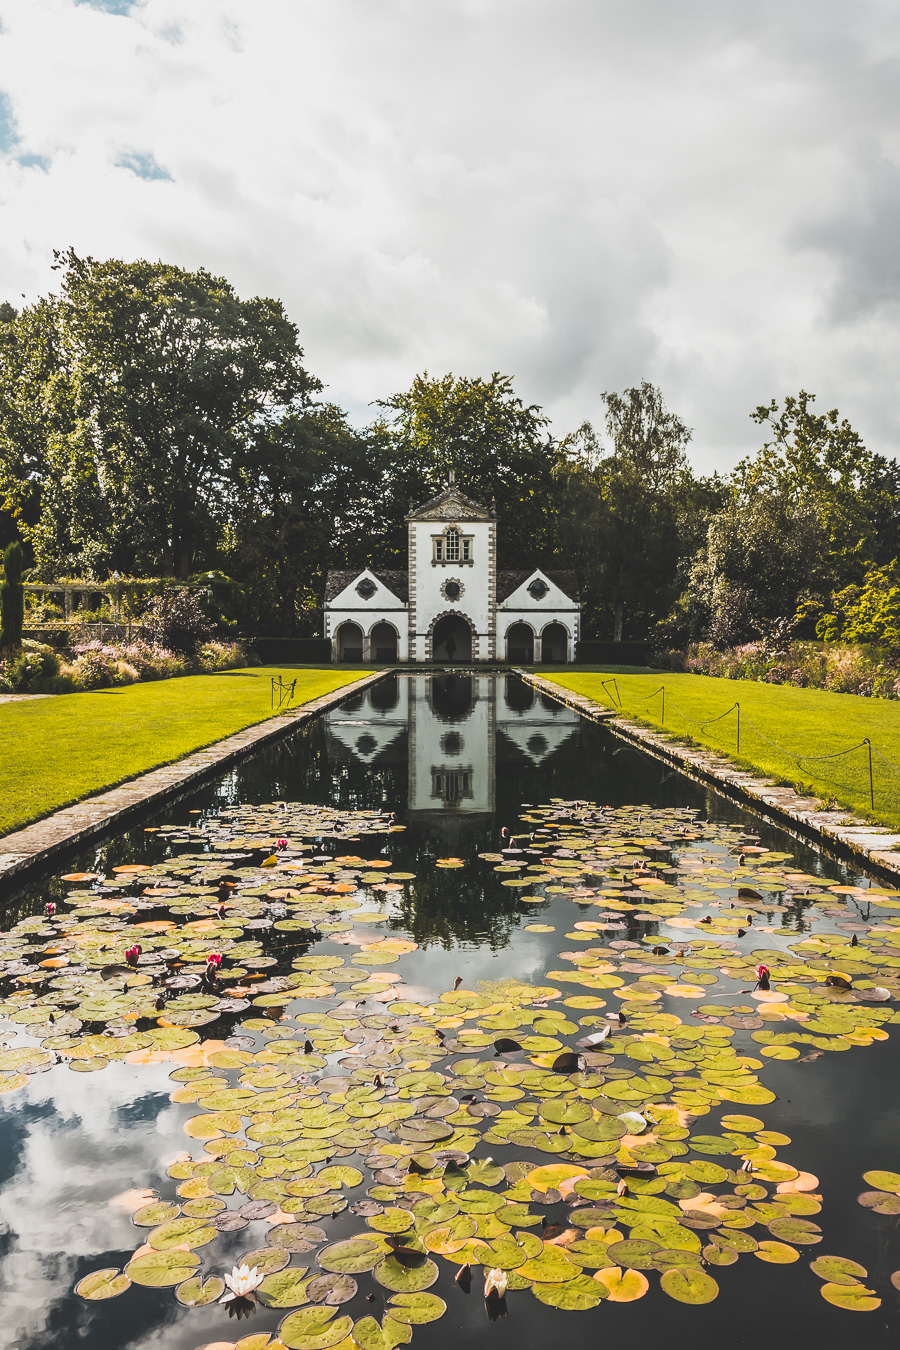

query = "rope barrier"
[607, 680, 898, 815]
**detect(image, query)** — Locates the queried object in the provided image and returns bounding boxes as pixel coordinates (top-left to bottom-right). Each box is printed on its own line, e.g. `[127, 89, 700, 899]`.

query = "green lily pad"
[862, 1170, 900, 1194]
[367, 1208, 415, 1234]
[240, 1246, 292, 1275]
[532, 1274, 607, 1308]
[351, 1315, 412, 1350]
[810, 1255, 869, 1285]
[373, 1255, 439, 1293]
[148, 1217, 216, 1250]
[125, 1249, 200, 1287]
[279, 1307, 353, 1350]
[132, 1201, 180, 1227]
[767, 1218, 822, 1245]
[319, 1240, 383, 1273]
[174, 1274, 226, 1306]
[75, 1268, 131, 1300]
[659, 1266, 719, 1304]
[820, 1283, 881, 1311]
[386, 1292, 447, 1324]
[258, 1268, 313, 1308]
[518, 1246, 579, 1284]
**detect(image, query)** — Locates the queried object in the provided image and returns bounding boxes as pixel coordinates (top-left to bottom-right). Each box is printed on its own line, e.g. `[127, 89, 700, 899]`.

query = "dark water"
[1, 672, 900, 1350]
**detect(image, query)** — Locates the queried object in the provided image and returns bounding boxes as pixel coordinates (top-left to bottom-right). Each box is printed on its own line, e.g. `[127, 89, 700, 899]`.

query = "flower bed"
[656, 640, 900, 699]
[0, 638, 249, 694]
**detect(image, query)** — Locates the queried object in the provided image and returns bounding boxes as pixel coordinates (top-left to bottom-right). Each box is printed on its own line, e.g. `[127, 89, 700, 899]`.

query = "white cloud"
[1, 0, 899, 470]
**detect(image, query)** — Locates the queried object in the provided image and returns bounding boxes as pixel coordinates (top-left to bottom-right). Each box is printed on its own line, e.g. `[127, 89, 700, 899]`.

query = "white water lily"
[484, 1267, 508, 1299]
[220, 1263, 262, 1302]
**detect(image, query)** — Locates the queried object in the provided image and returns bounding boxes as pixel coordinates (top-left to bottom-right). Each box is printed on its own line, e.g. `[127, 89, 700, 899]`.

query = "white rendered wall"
[323, 569, 408, 661]
[408, 517, 496, 662]
[497, 570, 580, 662]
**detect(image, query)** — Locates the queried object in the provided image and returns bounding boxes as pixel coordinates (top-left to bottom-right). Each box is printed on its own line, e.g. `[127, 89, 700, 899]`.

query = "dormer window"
[432, 527, 473, 564]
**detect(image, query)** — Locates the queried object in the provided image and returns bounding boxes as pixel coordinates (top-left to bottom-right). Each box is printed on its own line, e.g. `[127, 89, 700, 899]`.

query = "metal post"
[661, 687, 665, 726]
[865, 738, 874, 809]
[736, 704, 740, 755]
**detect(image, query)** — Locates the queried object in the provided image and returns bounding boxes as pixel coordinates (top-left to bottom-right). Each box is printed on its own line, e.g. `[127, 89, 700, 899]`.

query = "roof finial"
[448, 468, 455, 487]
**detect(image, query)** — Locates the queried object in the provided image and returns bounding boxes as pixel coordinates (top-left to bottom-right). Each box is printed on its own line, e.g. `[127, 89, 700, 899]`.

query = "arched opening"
[541, 622, 569, 663]
[429, 673, 474, 720]
[431, 613, 472, 662]
[505, 622, 534, 663]
[369, 672, 400, 713]
[370, 621, 398, 663]
[336, 621, 363, 662]
[504, 673, 535, 713]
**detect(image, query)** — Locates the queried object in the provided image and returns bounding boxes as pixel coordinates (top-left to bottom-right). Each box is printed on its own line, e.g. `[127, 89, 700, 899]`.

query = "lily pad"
[174, 1274, 226, 1305]
[125, 1249, 200, 1287]
[592, 1266, 650, 1301]
[319, 1240, 383, 1274]
[307, 1274, 358, 1305]
[810, 1255, 869, 1284]
[659, 1266, 719, 1304]
[75, 1268, 131, 1300]
[532, 1273, 607, 1308]
[819, 1283, 881, 1311]
[258, 1269, 313, 1308]
[373, 1255, 439, 1293]
[278, 1307, 354, 1350]
[386, 1292, 447, 1324]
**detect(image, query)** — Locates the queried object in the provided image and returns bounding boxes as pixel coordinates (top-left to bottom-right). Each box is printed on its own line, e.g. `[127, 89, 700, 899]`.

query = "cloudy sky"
[0, 0, 898, 470]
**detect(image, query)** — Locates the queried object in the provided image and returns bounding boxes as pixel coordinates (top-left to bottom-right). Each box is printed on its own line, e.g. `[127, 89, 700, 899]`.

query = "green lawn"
[537, 667, 900, 831]
[0, 666, 368, 838]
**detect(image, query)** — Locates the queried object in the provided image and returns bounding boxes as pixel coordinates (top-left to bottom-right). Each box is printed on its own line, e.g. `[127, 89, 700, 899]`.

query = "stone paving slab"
[0, 671, 383, 888]
[520, 670, 900, 884]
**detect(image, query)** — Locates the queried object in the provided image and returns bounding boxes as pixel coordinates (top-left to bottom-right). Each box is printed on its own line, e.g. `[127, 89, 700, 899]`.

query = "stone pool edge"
[0, 670, 386, 889]
[519, 669, 900, 884]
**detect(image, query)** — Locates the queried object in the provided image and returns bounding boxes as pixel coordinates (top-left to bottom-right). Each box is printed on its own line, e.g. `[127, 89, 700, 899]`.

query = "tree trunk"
[613, 602, 624, 643]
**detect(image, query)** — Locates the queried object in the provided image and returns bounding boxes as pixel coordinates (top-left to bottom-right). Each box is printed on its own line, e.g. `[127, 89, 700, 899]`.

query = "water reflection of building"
[325, 673, 578, 819]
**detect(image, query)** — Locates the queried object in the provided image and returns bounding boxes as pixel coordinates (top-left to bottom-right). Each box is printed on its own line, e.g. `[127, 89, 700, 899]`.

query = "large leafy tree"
[556, 383, 718, 639]
[372, 372, 560, 568]
[3, 250, 321, 580]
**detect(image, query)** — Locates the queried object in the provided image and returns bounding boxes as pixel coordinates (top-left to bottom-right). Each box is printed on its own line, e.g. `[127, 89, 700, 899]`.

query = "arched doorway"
[503, 673, 534, 713]
[336, 621, 363, 662]
[370, 621, 398, 663]
[431, 613, 472, 662]
[541, 622, 568, 663]
[505, 622, 534, 663]
[369, 672, 400, 712]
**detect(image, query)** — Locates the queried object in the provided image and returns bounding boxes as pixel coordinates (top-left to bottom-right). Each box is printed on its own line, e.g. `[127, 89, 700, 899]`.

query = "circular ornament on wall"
[440, 579, 464, 603]
[527, 578, 549, 599]
[356, 578, 377, 599]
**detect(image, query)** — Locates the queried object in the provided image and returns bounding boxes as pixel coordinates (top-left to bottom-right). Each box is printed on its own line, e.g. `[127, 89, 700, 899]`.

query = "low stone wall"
[519, 669, 900, 884]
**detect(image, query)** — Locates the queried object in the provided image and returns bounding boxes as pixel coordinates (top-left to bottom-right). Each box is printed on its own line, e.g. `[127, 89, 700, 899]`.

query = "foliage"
[815, 564, 900, 651]
[556, 385, 725, 639]
[373, 371, 560, 569]
[140, 589, 213, 655]
[657, 640, 900, 699]
[0, 539, 24, 651]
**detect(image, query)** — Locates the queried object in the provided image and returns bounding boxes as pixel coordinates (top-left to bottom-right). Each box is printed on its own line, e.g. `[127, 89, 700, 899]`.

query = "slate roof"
[324, 570, 409, 603]
[496, 570, 580, 603]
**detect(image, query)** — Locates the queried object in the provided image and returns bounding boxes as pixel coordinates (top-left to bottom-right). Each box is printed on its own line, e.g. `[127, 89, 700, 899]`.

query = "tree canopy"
[2, 254, 900, 648]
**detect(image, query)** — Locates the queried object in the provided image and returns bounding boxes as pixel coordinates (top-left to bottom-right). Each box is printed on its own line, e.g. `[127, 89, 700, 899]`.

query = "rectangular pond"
[1, 671, 899, 1349]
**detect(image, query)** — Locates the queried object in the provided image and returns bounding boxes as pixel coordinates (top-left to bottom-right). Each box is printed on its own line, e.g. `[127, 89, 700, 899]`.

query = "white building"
[323, 477, 581, 663]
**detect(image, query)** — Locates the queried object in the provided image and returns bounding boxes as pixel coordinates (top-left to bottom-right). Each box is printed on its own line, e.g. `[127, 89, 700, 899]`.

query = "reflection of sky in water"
[4, 674, 900, 1349]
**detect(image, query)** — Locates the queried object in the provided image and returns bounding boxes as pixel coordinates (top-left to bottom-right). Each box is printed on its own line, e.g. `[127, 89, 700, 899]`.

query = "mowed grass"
[539, 667, 900, 831]
[0, 666, 368, 838]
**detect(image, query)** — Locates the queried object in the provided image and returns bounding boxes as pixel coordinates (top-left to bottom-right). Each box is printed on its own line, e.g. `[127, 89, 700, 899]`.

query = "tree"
[556, 383, 710, 640]
[739, 391, 898, 587]
[4, 250, 322, 580]
[373, 372, 560, 568]
[0, 540, 24, 651]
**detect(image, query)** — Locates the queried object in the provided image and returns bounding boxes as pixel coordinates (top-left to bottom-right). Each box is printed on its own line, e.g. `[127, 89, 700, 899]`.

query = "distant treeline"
[2, 250, 899, 645]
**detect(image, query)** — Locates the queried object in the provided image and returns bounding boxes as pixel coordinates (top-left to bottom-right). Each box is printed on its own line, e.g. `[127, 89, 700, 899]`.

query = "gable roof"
[324, 569, 409, 603]
[496, 569, 580, 603]
[406, 484, 493, 522]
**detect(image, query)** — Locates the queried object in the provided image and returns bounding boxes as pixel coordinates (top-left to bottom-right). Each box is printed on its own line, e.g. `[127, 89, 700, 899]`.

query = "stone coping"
[519, 670, 900, 885]
[0, 671, 384, 890]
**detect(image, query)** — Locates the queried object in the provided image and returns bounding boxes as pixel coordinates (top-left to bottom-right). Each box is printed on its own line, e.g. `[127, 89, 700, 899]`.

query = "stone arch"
[427, 611, 477, 663]
[369, 620, 399, 663]
[541, 621, 569, 664]
[335, 620, 364, 662]
[505, 621, 535, 664]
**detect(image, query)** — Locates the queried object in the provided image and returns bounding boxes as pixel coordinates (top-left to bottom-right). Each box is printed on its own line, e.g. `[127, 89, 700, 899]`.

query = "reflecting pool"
[1, 674, 899, 1350]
